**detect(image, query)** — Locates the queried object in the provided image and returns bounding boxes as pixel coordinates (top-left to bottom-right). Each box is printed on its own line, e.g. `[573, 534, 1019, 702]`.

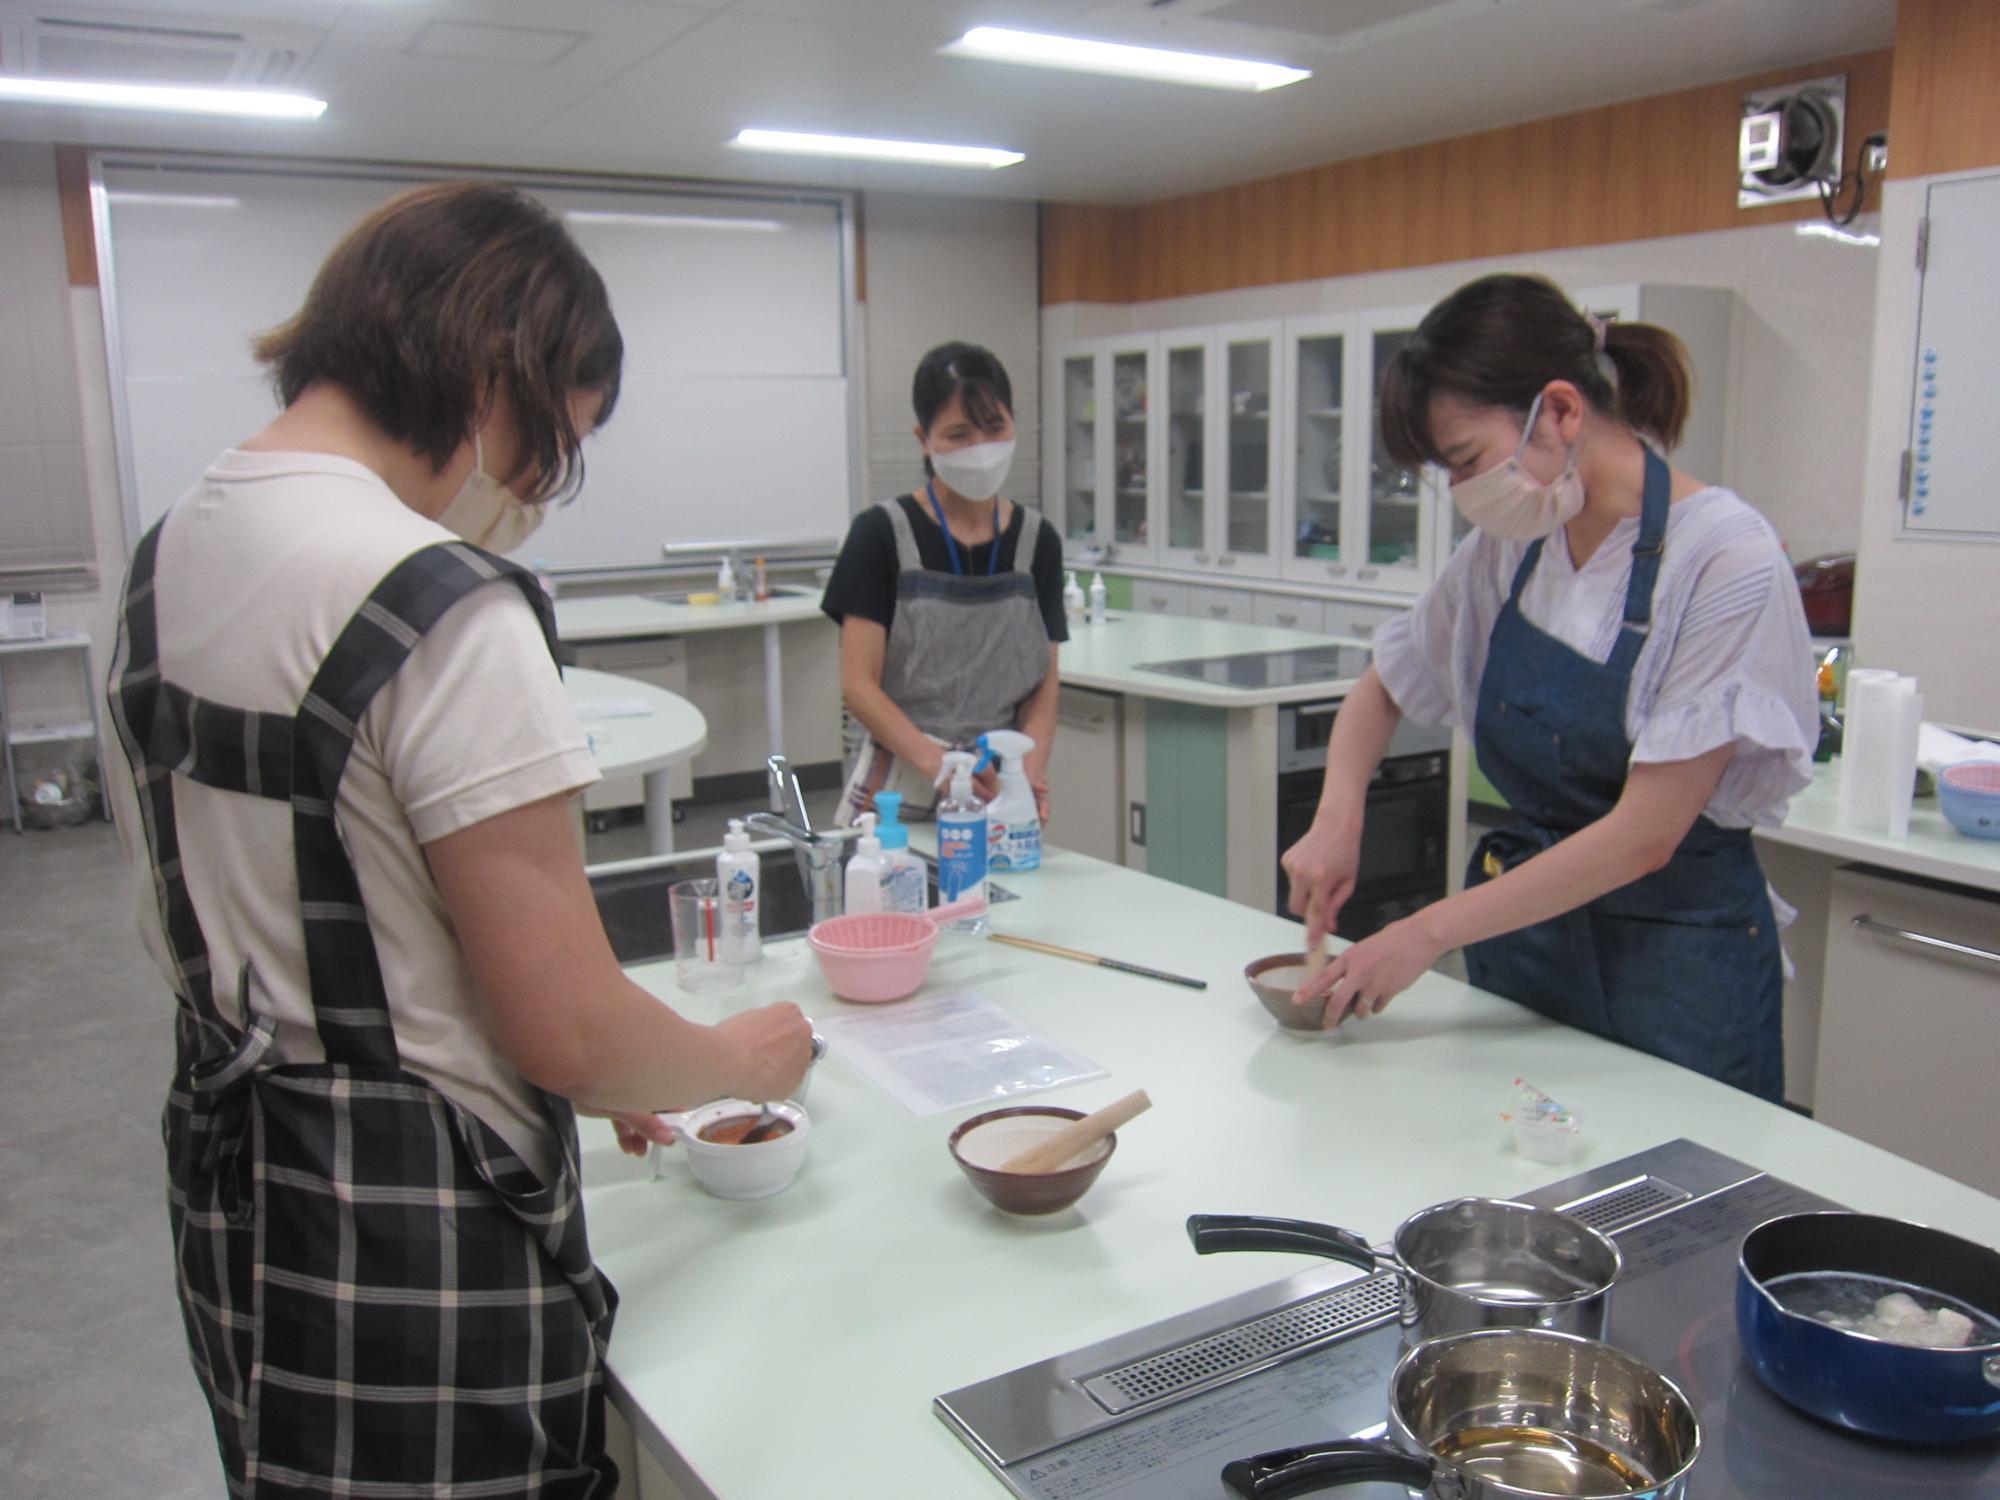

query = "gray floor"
[0, 820, 219, 1500]
[0, 796, 826, 1498]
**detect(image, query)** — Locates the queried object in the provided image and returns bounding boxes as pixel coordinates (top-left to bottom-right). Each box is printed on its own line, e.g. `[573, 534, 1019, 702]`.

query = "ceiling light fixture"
[731, 127, 1022, 169]
[0, 77, 327, 119]
[565, 210, 784, 232]
[104, 190, 242, 209]
[941, 25, 1309, 92]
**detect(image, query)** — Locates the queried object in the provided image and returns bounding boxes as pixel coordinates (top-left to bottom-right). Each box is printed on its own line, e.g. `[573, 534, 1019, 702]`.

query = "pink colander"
[807, 897, 986, 1003]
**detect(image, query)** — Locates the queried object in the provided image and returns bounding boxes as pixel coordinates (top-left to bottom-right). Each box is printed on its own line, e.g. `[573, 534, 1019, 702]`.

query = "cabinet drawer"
[1252, 594, 1326, 634]
[1188, 586, 1255, 625]
[1133, 581, 1190, 617]
[1325, 599, 1405, 644]
[1817, 868, 2000, 1196]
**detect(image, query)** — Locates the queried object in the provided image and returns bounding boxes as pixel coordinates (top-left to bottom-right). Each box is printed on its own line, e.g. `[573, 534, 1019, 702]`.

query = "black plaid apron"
[109, 521, 619, 1498]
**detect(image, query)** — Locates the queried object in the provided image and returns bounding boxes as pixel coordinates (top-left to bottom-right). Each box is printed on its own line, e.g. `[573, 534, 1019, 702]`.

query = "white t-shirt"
[1374, 488, 1818, 829]
[107, 450, 599, 1179]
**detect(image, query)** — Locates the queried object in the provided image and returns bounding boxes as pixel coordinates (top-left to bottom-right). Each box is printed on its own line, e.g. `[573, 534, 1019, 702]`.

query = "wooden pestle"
[1000, 1089, 1152, 1175]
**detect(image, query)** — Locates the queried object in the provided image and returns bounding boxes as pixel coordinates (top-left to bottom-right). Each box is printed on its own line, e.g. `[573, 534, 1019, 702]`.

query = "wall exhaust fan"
[1738, 73, 1845, 209]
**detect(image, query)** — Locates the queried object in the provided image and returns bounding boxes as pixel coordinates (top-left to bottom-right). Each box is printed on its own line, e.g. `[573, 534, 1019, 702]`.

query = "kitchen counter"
[554, 589, 827, 642]
[577, 848, 2000, 1500]
[1757, 758, 2000, 895]
[1059, 609, 1367, 708]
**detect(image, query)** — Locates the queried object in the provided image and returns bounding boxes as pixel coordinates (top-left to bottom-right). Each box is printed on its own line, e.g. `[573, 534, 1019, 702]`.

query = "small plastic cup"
[670, 878, 744, 994]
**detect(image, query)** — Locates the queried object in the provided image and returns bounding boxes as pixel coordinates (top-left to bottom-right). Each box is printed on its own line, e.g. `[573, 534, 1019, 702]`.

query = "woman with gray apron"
[825, 342, 1068, 823]
[104, 183, 813, 1496]
[1282, 274, 1815, 1100]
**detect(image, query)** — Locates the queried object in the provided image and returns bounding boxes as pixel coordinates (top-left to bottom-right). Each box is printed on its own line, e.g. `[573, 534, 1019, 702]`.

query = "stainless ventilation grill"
[1080, 1272, 1402, 1415]
[1559, 1175, 1693, 1234]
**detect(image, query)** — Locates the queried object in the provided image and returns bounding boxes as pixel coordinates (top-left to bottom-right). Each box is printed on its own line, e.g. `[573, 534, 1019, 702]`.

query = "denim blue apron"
[1463, 447, 1785, 1101]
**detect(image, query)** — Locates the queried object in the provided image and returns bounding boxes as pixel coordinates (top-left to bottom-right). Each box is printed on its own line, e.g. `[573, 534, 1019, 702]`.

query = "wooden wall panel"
[1887, 0, 2000, 179]
[1043, 49, 1892, 304]
[53, 145, 97, 288]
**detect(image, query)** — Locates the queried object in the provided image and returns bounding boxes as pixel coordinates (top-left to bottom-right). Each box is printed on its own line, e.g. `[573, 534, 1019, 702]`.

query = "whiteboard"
[95, 159, 857, 568]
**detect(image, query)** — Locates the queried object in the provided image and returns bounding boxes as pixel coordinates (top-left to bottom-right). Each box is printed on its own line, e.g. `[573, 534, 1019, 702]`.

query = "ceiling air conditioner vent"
[0, 7, 316, 87]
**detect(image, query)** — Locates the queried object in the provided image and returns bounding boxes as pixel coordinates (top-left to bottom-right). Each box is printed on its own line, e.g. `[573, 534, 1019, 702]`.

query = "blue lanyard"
[927, 481, 1000, 578]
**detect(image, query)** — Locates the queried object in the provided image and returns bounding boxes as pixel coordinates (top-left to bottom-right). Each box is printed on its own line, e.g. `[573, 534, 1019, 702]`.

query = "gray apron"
[837, 496, 1052, 822]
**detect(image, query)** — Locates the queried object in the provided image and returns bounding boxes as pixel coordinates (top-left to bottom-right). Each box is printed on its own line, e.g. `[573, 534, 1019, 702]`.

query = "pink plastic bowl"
[806, 898, 986, 1003]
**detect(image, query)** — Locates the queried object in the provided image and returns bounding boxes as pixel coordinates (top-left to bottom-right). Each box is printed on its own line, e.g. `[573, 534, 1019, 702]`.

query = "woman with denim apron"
[1282, 275, 1816, 1100]
[104, 183, 814, 1496]
[824, 343, 1069, 825]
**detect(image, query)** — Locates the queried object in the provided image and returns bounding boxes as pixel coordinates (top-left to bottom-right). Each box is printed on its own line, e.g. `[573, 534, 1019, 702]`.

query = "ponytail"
[1378, 273, 1694, 467]
[1600, 321, 1692, 453]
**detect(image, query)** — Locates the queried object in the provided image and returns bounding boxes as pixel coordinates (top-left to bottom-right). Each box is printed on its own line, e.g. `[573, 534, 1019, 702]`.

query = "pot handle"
[1187, 1214, 1386, 1273]
[1222, 1441, 1434, 1498]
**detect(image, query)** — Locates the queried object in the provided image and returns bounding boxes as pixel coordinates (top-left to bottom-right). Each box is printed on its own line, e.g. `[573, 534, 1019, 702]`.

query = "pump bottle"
[871, 791, 928, 913]
[843, 812, 887, 915]
[933, 750, 988, 926]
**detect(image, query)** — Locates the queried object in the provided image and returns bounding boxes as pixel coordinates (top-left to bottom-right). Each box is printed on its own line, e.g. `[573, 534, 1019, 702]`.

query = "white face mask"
[1447, 391, 1585, 541]
[928, 437, 1015, 503]
[436, 434, 548, 554]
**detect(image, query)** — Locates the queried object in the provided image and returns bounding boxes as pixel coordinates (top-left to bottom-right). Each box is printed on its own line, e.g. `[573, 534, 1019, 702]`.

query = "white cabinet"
[1253, 594, 1326, 633]
[1048, 687, 1123, 864]
[1217, 322, 1283, 575]
[1045, 336, 1158, 562]
[1132, 579, 1189, 616]
[1324, 598, 1404, 644]
[1816, 867, 2000, 1196]
[1350, 305, 1439, 596]
[1188, 585, 1254, 624]
[1159, 328, 1213, 569]
[1281, 315, 1355, 588]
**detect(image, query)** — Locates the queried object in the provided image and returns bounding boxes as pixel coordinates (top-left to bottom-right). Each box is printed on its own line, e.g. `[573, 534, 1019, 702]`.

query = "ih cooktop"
[1135, 645, 1373, 691]
[935, 1140, 2000, 1499]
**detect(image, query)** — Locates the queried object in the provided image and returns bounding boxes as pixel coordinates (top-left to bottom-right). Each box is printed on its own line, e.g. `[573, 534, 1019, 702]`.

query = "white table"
[557, 591, 828, 811]
[1757, 756, 2000, 894]
[577, 846, 2000, 1499]
[563, 667, 706, 856]
[0, 629, 111, 834]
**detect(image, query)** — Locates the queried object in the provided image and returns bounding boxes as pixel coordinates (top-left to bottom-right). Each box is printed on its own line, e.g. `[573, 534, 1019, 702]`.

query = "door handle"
[1358, 567, 1381, 581]
[1210, 604, 1230, 617]
[1276, 613, 1298, 627]
[1195, 552, 1212, 565]
[1326, 564, 1348, 578]
[1851, 914, 2000, 969]
[1129, 802, 1147, 847]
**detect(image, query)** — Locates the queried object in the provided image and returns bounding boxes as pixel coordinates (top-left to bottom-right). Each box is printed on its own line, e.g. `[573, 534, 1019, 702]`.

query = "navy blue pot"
[1736, 1212, 2000, 1445]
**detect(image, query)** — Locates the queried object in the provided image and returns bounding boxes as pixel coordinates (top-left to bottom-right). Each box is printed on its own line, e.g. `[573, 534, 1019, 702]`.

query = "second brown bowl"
[948, 1106, 1116, 1216]
[1245, 952, 1333, 1032]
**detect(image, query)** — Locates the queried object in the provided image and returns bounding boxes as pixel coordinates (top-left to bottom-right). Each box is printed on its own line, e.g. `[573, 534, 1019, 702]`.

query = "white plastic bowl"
[651, 1099, 811, 1199]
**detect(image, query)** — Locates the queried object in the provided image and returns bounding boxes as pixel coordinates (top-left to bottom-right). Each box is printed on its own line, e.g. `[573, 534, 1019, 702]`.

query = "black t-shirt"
[821, 495, 1071, 643]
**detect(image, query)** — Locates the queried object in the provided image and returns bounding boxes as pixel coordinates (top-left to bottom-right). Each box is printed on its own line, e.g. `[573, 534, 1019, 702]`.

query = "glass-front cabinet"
[1217, 322, 1282, 573]
[1281, 314, 1352, 586]
[1352, 305, 1435, 594]
[1159, 329, 1211, 568]
[1044, 336, 1158, 562]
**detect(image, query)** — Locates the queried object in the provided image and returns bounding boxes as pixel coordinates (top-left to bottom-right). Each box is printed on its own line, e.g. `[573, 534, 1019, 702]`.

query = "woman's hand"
[610, 1112, 673, 1157]
[1293, 915, 1444, 1029]
[1281, 811, 1363, 950]
[716, 1002, 816, 1103]
[1028, 769, 1052, 828]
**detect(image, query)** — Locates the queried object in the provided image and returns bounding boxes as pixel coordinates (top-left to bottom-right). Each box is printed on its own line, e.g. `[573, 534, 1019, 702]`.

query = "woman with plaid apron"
[106, 183, 814, 1496]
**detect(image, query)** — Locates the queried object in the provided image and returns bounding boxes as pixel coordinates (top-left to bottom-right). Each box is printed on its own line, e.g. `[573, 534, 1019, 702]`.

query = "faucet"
[745, 811, 855, 926]
[767, 753, 811, 822]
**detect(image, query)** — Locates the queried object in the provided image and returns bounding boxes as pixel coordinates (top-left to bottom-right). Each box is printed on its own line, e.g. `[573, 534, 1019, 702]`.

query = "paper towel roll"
[1839, 670, 1922, 836]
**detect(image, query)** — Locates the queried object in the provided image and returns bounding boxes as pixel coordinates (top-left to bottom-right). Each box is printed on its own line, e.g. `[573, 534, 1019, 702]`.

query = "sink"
[587, 842, 1013, 966]
[643, 584, 818, 606]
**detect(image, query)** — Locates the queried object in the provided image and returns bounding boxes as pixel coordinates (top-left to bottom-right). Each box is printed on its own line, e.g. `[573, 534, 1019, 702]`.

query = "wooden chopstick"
[986, 933, 1208, 990]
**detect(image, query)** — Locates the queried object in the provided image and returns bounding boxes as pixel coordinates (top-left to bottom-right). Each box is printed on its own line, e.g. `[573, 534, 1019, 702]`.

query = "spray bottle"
[871, 791, 929, 913]
[977, 730, 1041, 873]
[1088, 571, 1108, 625]
[843, 812, 887, 915]
[933, 750, 988, 925]
[716, 818, 760, 963]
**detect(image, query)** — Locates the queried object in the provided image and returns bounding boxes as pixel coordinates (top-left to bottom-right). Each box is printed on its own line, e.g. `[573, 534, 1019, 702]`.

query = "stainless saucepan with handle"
[1188, 1198, 1621, 1344]
[1221, 1328, 1701, 1500]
